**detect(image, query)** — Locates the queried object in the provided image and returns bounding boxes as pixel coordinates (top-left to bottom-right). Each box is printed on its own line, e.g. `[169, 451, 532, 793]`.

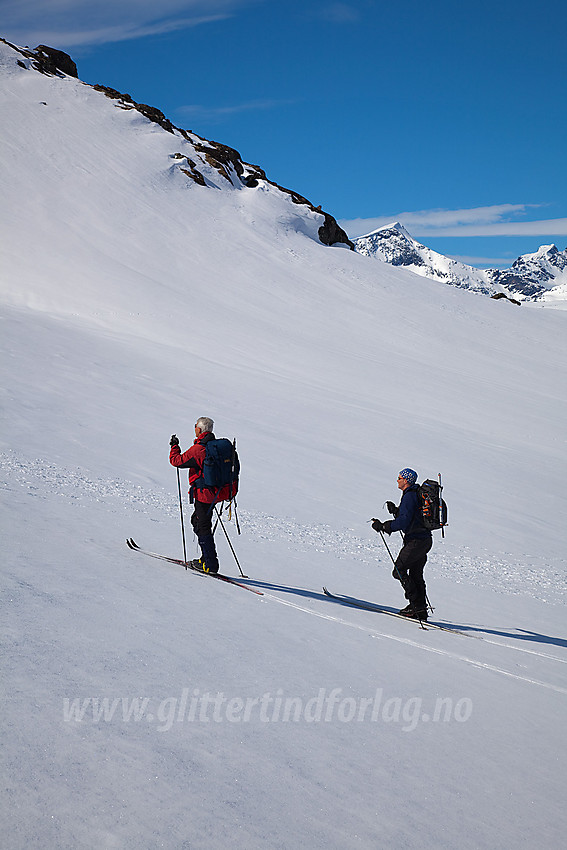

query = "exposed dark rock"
[35, 45, 78, 78]
[318, 214, 355, 249]
[92, 87, 173, 132]
[136, 104, 174, 134]
[490, 293, 521, 305]
[240, 162, 268, 187]
[92, 85, 134, 103]
[194, 141, 245, 180]
[175, 156, 207, 186]
[0, 37, 78, 78]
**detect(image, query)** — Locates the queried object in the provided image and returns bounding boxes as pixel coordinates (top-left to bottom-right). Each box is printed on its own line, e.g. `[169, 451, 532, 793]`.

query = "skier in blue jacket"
[372, 468, 432, 620]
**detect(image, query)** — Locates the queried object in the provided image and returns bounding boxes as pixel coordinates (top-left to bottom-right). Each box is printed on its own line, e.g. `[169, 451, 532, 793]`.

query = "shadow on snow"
[239, 579, 567, 650]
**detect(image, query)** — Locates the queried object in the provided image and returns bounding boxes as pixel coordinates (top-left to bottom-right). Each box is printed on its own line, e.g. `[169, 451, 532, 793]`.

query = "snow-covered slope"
[354, 223, 567, 305]
[1, 39, 566, 850]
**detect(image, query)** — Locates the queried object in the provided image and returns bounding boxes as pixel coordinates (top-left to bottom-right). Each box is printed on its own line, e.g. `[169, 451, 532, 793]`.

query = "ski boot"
[399, 606, 428, 621]
[197, 534, 219, 574]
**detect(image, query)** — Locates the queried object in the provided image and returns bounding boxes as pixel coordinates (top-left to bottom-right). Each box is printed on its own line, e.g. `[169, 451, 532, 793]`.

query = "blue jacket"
[388, 484, 431, 541]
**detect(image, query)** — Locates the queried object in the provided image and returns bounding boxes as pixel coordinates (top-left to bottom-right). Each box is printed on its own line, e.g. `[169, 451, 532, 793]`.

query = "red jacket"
[169, 431, 235, 504]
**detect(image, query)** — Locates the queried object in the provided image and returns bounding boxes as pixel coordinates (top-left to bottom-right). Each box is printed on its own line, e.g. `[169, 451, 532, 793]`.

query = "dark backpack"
[418, 479, 447, 531]
[196, 438, 239, 496]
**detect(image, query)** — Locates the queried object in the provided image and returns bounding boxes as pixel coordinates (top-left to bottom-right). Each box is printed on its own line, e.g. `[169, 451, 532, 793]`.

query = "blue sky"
[4, 0, 566, 266]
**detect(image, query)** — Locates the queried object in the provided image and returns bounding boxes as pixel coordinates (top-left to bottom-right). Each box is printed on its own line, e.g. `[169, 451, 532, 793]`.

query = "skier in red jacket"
[169, 416, 231, 574]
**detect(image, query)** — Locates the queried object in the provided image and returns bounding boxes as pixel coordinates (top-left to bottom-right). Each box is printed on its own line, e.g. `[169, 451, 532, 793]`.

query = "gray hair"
[196, 416, 214, 433]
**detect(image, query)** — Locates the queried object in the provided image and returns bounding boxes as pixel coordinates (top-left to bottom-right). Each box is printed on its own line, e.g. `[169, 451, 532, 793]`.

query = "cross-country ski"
[126, 538, 263, 595]
[322, 587, 467, 634]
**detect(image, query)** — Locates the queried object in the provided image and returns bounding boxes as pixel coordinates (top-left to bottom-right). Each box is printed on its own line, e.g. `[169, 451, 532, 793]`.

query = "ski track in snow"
[261, 593, 567, 694]
[2, 451, 566, 606]
[4, 451, 567, 695]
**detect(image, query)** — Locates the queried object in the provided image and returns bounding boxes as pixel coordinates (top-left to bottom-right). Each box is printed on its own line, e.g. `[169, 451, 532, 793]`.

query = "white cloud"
[1, 0, 258, 48]
[177, 98, 298, 122]
[318, 3, 361, 23]
[340, 205, 567, 239]
[417, 218, 567, 238]
[449, 256, 519, 268]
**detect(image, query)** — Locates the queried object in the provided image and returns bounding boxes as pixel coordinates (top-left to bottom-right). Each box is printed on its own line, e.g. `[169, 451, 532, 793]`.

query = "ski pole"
[438, 472, 445, 538]
[233, 498, 241, 535]
[212, 501, 223, 536]
[212, 500, 240, 538]
[176, 468, 188, 567]
[214, 505, 247, 577]
[379, 530, 405, 582]
[228, 439, 241, 534]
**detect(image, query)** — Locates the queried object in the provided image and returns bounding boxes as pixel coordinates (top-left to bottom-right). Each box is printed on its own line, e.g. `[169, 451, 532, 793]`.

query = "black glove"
[386, 501, 399, 517]
[170, 434, 179, 447]
[372, 519, 385, 533]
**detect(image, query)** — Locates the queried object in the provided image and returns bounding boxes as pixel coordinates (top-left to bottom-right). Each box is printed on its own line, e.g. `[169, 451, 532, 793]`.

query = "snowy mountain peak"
[354, 223, 496, 295]
[361, 221, 412, 240]
[485, 242, 567, 301]
[533, 244, 557, 258]
[354, 222, 567, 305]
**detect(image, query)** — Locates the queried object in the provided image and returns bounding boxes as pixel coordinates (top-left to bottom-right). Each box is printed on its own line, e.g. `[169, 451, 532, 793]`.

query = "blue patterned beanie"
[399, 468, 418, 485]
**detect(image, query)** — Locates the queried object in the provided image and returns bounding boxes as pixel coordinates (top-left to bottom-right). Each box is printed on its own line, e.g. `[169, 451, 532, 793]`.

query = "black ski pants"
[191, 498, 214, 538]
[191, 499, 220, 571]
[393, 536, 432, 611]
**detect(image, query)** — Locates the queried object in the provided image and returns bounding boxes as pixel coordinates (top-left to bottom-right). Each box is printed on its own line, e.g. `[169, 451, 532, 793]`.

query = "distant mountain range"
[354, 223, 567, 306]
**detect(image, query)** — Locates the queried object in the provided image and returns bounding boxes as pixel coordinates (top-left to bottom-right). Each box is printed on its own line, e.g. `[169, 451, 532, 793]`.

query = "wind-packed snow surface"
[1, 39, 566, 850]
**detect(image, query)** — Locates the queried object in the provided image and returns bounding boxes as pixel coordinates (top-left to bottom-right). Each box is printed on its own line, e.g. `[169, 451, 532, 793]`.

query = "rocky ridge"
[1, 37, 353, 250]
